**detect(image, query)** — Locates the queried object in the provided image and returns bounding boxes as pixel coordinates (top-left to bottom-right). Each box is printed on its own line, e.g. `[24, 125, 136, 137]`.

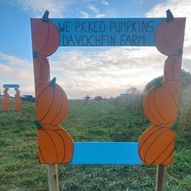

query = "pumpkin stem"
[33, 51, 38, 58]
[154, 78, 162, 88]
[176, 48, 182, 55]
[170, 48, 183, 56]
[42, 10, 49, 22]
[166, 9, 174, 22]
[34, 120, 42, 129]
[172, 122, 177, 130]
[49, 77, 57, 88]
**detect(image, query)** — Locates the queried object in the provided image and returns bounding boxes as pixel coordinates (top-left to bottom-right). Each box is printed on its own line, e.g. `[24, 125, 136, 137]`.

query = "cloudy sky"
[0, 0, 191, 98]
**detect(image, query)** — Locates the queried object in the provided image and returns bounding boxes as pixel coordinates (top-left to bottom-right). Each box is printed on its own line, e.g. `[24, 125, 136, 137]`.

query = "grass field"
[0, 100, 191, 191]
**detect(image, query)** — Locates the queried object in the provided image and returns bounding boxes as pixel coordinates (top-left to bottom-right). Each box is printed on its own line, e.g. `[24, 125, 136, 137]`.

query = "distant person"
[83, 94, 91, 104]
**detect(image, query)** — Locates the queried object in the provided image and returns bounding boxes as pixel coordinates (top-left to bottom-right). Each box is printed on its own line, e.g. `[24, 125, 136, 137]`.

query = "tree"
[144, 70, 191, 93]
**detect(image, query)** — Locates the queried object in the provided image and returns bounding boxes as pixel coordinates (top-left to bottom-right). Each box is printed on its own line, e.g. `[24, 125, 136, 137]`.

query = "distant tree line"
[114, 70, 191, 129]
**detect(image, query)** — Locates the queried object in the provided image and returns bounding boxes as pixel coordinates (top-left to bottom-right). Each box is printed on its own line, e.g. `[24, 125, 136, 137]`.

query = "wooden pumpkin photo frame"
[31, 10, 186, 191]
[2, 84, 23, 111]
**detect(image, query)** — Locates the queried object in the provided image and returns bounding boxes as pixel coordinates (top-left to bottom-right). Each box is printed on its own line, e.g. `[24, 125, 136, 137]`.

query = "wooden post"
[155, 165, 167, 191]
[48, 164, 60, 191]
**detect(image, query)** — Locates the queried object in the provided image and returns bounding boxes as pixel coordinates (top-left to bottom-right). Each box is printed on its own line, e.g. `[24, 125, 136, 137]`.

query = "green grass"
[0, 100, 191, 191]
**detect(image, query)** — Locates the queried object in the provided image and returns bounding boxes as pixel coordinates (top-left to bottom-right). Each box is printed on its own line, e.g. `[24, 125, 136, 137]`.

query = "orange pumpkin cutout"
[156, 10, 186, 56]
[144, 81, 178, 127]
[139, 126, 175, 164]
[36, 78, 68, 125]
[32, 11, 59, 57]
[33, 56, 50, 88]
[2, 88, 10, 111]
[38, 127, 74, 164]
[164, 55, 182, 82]
[15, 88, 23, 110]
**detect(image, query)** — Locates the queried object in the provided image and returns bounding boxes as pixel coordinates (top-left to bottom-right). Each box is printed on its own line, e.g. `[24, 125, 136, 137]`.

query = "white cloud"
[87, 4, 106, 18]
[0, 52, 34, 96]
[9, 0, 69, 17]
[101, 0, 109, 6]
[0, 64, 13, 74]
[79, 10, 89, 18]
[49, 47, 165, 98]
[87, 4, 99, 14]
[95, 13, 106, 18]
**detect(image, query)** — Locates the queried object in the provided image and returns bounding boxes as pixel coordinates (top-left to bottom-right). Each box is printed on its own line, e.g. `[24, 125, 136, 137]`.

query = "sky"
[0, 0, 191, 98]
